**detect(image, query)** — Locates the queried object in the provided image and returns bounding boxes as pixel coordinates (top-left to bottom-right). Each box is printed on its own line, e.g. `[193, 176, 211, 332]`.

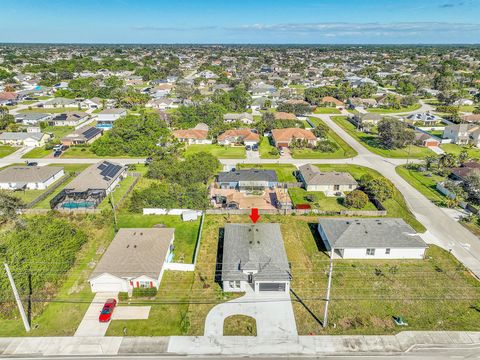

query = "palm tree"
[438, 153, 457, 170]
[459, 149, 469, 166]
[424, 154, 438, 171]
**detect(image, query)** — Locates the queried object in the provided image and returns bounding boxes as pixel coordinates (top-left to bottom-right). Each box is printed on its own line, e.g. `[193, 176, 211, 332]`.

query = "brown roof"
[0, 92, 19, 101]
[462, 114, 480, 123]
[285, 99, 310, 106]
[90, 228, 174, 280]
[274, 112, 297, 121]
[172, 129, 208, 140]
[217, 129, 259, 142]
[321, 96, 344, 106]
[272, 128, 317, 142]
[451, 161, 480, 179]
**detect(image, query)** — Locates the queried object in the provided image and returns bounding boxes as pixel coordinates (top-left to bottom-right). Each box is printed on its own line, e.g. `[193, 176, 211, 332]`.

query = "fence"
[114, 174, 140, 209]
[277, 182, 303, 188]
[26, 173, 73, 208]
[21, 207, 100, 215]
[205, 208, 387, 216]
[143, 208, 203, 216]
[164, 263, 195, 271]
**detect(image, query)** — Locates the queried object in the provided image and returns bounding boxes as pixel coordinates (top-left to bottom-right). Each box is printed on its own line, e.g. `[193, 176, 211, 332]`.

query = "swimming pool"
[61, 201, 96, 209]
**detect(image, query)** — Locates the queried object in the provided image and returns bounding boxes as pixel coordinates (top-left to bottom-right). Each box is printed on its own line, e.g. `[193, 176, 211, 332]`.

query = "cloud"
[224, 22, 480, 37]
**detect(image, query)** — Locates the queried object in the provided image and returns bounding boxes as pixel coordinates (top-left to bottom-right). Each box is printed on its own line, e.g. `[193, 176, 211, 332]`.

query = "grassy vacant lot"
[0, 145, 17, 158]
[237, 163, 297, 182]
[441, 143, 480, 160]
[396, 165, 446, 204]
[367, 104, 422, 114]
[308, 117, 357, 158]
[259, 136, 279, 159]
[224, 315, 257, 336]
[22, 147, 51, 159]
[313, 164, 425, 232]
[184, 144, 246, 159]
[18, 107, 78, 114]
[313, 107, 341, 114]
[288, 188, 377, 211]
[331, 116, 434, 159]
[0, 215, 115, 336]
[117, 214, 200, 263]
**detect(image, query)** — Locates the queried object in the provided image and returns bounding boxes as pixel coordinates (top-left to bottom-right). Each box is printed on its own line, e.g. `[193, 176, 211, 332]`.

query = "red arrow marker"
[249, 208, 260, 224]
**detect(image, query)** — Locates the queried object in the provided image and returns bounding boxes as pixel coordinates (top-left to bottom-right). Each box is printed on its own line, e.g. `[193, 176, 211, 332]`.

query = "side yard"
[236, 163, 297, 182]
[184, 144, 246, 159]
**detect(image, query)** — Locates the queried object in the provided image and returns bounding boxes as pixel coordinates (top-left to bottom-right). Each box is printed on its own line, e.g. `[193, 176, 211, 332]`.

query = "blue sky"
[1, 0, 480, 43]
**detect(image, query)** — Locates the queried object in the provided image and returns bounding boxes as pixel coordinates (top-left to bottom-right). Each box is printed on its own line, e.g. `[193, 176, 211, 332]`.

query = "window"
[385, 248, 391, 255]
[366, 248, 375, 256]
[228, 281, 235, 288]
[235, 281, 241, 288]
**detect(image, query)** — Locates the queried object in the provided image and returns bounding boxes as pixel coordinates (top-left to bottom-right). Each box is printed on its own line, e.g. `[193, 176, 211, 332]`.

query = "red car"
[99, 298, 117, 322]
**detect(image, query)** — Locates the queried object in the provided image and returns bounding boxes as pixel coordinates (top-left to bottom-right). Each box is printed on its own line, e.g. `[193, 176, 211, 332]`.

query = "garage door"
[90, 279, 125, 293]
[258, 283, 286, 292]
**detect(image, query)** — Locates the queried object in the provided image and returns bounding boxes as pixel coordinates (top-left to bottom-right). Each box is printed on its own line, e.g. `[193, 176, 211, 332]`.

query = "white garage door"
[259, 283, 286, 292]
[90, 277, 126, 293]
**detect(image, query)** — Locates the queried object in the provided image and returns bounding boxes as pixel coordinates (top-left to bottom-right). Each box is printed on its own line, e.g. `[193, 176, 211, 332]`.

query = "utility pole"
[323, 248, 334, 328]
[110, 191, 118, 232]
[4, 263, 30, 332]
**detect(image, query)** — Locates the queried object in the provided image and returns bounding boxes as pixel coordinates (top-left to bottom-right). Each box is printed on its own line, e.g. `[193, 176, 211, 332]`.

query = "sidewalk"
[1, 332, 480, 356]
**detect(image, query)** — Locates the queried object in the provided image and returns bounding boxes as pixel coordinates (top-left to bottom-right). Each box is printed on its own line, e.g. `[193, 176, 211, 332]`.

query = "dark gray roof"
[217, 169, 278, 183]
[0, 166, 63, 184]
[65, 161, 126, 192]
[15, 113, 51, 122]
[90, 228, 174, 280]
[299, 164, 358, 186]
[221, 223, 291, 282]
[318, 218, 427, 250]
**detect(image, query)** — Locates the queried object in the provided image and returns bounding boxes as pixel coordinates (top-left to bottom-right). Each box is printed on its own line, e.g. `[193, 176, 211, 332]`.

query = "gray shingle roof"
[90, 228, 174, 280]
[318, 218, 427, 250]
[221, 223, 291, 282]
[299, 164, 358, 186]
[217, 169, 278, 183]
[0, 132, 45, 141]
[0, 166, 63, 184]
[65, 161, 126, 193]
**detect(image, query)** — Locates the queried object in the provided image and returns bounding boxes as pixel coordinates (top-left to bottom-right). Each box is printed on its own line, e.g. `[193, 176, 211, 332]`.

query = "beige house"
[298, 164, 358, 193]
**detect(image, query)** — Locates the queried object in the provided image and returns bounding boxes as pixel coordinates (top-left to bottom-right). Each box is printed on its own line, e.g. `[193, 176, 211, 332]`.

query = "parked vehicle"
[26, 161, 38, 166]
[252, 144, 259, 151]
[53, 150, 62, 157]
[99, 298, 117, 322]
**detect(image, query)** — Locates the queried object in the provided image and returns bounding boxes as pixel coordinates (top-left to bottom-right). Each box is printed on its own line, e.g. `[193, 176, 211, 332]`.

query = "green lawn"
[237, 163, 297, 182]
[288, 188, 377, 211]
[0, 216, 115, 336]
[396, 165, 446, 204]
[22, 147, 52, 159]
[60, 146, 135, 159]
[259, 136, 280, 159]
[10, 189, 44, 204]
[459, 105, 476, 112]
[308, 117, 358, 158]
[313, 107, 341, 114]
[313, 164, 425, 232]
[367, 104, 422, 114]
[98, 176, 137, 210]
[331, 116, 435, 159]
[0, 145, 17, 158]
[17, 107, 79, 114]
[441, 143, 480, 160]
[117, 214, 201, 263]
[183, 144, 246, 159]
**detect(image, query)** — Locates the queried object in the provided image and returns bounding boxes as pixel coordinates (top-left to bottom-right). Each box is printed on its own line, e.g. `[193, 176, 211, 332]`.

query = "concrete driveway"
[204, 287, 298, 338]
[75, 292, 118, 337]
[112, 306, 150, 320]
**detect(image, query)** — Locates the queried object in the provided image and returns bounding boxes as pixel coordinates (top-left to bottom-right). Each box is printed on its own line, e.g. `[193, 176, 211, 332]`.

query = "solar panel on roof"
[82, 127, 102, 140]
[97, 163, 107, 170]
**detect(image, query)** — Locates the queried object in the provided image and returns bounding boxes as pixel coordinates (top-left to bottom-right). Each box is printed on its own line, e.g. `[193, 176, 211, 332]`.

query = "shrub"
[118, 292, 129, 301]
[364, 178, 394, 202]
[344, 190, 369, 209]
[132, 287, 158, 297]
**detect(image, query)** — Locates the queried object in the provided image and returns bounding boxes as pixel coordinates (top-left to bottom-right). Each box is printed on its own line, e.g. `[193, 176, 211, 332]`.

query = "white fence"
[164, 263, 195, 272]
[143, 208, 203, 216]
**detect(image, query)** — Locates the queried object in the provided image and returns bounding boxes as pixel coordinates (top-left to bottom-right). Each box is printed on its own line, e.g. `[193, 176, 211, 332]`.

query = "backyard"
[236, 163, 297, 182]
[331, 116, 435, 159]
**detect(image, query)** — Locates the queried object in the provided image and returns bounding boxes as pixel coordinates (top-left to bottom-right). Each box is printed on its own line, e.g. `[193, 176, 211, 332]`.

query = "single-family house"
[172, 124, 211, 145]
[443, 123, 480, 146]
[274, 112, 297, 121]
[298, 164, 358, 193]
[223, 113, 254, 124]
[221, 223, 291, 293]
[321, 96, 344, 108]
[0, 132, 49, 147]
[81, 97, 103, 109]
[50, 161, 127, 209]
[317, 218, 427, 259]
[96, 108, 127, 129]
[0, 166, 64, 190]
[43, 97, 78, 109]
[217, 129, 259, 146]
[451, 161, 480, 181]
[217, 169, 278, 191]
[271, 128, 317, 148]
[89, 228, 174, 292]
[14, 113, 52, 125]
[61, 126, 103, 146]
[414, 131, 440, 148]
[405, 112, 441, 126]
[48, 112, 89, 127]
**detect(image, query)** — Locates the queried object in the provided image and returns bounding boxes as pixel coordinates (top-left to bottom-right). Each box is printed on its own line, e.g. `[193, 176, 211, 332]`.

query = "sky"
[1, 0, 480, 44]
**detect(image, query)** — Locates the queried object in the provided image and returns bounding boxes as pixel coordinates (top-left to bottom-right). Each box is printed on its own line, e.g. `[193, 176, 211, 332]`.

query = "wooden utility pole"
[323, 249, 334, 328]
[4, 263, 30, 332]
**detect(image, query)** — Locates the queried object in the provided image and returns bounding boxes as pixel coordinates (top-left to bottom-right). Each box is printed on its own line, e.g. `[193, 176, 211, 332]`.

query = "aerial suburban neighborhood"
[1, 0, 480, 358]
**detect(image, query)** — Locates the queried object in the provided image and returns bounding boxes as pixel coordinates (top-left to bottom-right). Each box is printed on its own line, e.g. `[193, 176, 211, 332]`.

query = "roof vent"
[126, 244, 129, 248]
[134, 245, 137, 248]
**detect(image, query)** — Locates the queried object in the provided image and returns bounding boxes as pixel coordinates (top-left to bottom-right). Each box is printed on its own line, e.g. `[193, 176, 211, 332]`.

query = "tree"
[438, 153, 457, 170]
[377, 118, 415, 149]
[344, 190, 369, 209]
[364, 178, 394, 202]
[463, 170, 480, 204]
[0, 191, 25, 224]
[424, 155, 439, 170]
[459, 149, 469, 166]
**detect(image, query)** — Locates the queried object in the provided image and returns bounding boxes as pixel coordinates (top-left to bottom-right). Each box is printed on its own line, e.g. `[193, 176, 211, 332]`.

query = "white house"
[317, 218, 427, 259]
[0, 132, 50, 147]
[96, 108, 127, 129]
[0, 166, 64, 190]
[298, 164, 358, 194]
[221, 223, 291, 293]
[89, 228, 174, 292]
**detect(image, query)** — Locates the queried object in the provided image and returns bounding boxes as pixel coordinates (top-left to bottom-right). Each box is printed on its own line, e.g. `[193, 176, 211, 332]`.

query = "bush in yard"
[132, 287, 158, 297]
[118, 292, 129, 301]
[316, 139, 339, 153]
[344, 190, 369, 209]
[364, 178, 394, 202]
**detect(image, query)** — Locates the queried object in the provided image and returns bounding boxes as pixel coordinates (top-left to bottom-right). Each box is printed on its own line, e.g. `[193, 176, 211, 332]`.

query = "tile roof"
[271, 128, 316, 142]
[299, 164, 358, 186]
